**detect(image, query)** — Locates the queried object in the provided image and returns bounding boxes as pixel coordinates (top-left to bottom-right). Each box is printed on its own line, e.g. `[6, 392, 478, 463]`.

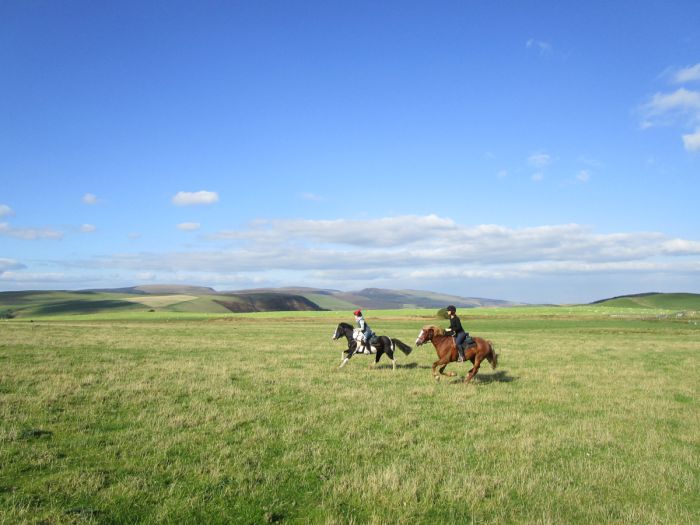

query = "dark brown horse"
[415, 325, 498, 383]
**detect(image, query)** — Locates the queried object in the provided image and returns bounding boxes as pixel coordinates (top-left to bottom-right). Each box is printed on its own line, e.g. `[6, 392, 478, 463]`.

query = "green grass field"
[1, 307, 698, 524]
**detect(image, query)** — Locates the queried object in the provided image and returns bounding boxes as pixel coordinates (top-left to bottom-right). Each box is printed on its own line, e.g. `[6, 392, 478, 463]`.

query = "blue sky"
[1, 0, 699, 303]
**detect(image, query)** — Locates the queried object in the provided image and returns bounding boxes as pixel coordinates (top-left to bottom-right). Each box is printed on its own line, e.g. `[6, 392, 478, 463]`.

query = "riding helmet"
[446, 305, 456, 313]
[353, 309, 362, 316]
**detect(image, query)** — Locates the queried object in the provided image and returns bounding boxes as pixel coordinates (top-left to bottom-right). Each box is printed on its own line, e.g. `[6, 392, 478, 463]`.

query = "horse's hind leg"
[386, 348, 396, 371]
[374, 348, 384, 368]
[464, 356, 483, 383]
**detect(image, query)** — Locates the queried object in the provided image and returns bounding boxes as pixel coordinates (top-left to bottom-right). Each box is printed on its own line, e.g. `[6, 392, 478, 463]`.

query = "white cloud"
[672, 63, 700, 84]
[177, 222, 201, 231]
[0, 271, 68, 283]
[0, 258, 26, 273]
[300, 192, 323, 201]
[576, 170, 591, 183]
[526, 38, 552, 55]
[33, 214, 699, 301]
[209, 214, 457, 247]
[74, 216, 700, 278]
[528, 153, 551, 168]
[682, 129, 700, 151]
[172, 190, 219, 206]
[642, 88, 700, 119]
[80, 224, 96, 233]
[640, 79, 700, 150]
[531, 173, 544, 182]
[0, 222, 63, 240]
[0, 204, 14, 217]
[82, 193, 99, 205]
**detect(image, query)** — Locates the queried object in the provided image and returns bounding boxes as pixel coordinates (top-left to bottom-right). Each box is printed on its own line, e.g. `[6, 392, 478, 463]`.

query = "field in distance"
[1, 306, 698, 523]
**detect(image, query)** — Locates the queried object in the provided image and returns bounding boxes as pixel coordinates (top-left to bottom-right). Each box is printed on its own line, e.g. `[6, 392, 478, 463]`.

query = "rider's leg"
[455, 332, 467, 362]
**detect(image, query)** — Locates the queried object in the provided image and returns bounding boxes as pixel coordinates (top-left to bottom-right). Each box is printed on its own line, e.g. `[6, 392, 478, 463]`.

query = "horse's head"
[332, 322, 353, 341]
[415, 325, 444, 346]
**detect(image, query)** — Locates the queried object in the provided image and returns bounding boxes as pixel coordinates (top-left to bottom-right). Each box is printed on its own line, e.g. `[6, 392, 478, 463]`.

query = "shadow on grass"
[449, 370, 518, 384]
[34, 300, 137, 315]
[372, 362, 419, 370]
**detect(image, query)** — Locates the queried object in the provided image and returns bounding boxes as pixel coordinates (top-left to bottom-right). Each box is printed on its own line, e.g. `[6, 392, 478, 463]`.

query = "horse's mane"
[422, 325, 445, 336]
[338, 322, 354, 329]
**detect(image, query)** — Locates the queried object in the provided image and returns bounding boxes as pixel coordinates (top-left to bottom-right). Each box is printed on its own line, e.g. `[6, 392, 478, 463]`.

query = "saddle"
[458, 335, 476, 352]
[352, 330, 377, 353]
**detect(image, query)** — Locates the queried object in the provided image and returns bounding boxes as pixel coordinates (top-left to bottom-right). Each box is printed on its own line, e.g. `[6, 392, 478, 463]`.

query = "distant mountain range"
[0, 285, 522, 317]
[1, 286, 697, 318]
[223, 286, 523, 310]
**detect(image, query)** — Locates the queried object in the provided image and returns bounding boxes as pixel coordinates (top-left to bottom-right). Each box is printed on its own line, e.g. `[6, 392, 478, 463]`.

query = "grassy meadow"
[1, 306, 698, 524]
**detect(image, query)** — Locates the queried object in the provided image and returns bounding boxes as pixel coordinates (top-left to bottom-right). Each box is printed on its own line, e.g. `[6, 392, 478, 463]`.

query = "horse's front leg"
[440, 363, 456, 377]
[340, 345, 356, 368]
[432, 359, 442, 381]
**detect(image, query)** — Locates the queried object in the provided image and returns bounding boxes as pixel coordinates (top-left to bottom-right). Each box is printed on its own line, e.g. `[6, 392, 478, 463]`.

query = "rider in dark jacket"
[444, 305, 468, 362]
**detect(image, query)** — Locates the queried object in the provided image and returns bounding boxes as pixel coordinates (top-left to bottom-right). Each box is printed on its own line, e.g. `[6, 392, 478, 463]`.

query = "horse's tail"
[487, 341, 498, 369]
[392, 338, 413, 356]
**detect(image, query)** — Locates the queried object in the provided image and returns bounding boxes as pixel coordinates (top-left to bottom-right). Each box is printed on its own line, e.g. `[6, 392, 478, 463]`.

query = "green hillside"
[0, 291, 143, 318]
[0, 289, 325, 318]
[592, 292, 700, 310]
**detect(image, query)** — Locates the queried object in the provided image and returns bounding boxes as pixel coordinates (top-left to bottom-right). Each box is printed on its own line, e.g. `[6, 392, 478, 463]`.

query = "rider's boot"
[457, 345, 465, 362]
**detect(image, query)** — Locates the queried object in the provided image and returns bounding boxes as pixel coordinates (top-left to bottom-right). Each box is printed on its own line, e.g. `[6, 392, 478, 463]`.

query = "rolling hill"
[4, 286, 696, 319]
[0, 285, 520, 318]
[0, 289, 324, 318]
[224, 287, 522, 310]
[591, 292, 700, 310]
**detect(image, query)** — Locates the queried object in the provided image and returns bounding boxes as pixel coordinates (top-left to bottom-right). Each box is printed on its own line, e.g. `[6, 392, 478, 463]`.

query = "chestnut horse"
[415, 325, 498, 383]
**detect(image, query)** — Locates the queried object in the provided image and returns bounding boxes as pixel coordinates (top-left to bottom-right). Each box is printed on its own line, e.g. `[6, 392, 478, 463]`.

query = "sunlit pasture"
[1, 307, 698, 524]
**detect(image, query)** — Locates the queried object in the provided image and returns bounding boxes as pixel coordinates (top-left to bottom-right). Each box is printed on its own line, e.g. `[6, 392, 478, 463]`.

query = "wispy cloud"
[0, 223, 63, 240]
[300, 192, 323, 201]
[177, 222, 201, 231]
[172, 190, 219, 206]
[671, 63, 700, 84]
[576, 170, 591, 183]
[74, 216, 700, 277]
[0, 258, 26, 273]
[528, 152, 552, 168]
[80, 224, 96, 233]
[642, 88, 700, 121]
[640, 67, 700, 151]
[0, 204, 14, 217]
[0, 271, 79, 283]
[23, 214, 698, 300]
[526, 38, 552, 55]
[82, 193, 99, 205]
[682, 129, 700, 151]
